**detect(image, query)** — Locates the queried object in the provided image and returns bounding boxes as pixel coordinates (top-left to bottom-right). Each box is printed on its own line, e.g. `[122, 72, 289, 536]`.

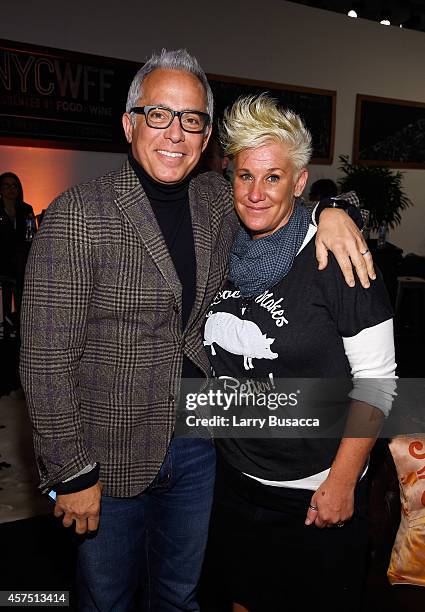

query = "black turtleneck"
[128, 152, 202, 378]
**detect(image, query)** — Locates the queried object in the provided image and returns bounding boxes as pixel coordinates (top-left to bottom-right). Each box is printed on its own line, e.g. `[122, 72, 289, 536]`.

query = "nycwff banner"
[0, 39, 139, 151]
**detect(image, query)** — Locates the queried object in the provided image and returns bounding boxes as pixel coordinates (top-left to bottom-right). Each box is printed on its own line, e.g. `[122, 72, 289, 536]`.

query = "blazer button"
[173, 302, 180, 313]
[168, 394, 175, 403]
[37, 456, 48, 477]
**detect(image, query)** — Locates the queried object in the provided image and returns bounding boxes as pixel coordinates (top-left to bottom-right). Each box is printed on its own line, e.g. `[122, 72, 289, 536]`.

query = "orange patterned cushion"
[387, 435, 425, 587]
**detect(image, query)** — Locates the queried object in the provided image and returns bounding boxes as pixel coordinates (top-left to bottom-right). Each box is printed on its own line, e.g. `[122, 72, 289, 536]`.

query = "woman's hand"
[315, 208, 375, 288]
[304, 475, 355, 529]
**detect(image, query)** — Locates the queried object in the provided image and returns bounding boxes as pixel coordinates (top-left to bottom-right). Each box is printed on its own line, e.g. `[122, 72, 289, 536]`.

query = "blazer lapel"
[186, 178, 212, 331]
[113, 162, 182, 304]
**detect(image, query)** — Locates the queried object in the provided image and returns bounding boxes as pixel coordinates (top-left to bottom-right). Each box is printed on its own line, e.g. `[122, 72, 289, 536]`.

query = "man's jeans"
[77, 437, 216, 611]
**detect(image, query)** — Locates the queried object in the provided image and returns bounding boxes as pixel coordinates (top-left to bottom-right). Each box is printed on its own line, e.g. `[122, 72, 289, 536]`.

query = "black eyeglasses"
[130, 105, 210, 133]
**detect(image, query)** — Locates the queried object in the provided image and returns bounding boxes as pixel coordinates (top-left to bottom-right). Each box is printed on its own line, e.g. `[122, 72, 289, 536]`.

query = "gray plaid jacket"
[20, 162, 238, 497]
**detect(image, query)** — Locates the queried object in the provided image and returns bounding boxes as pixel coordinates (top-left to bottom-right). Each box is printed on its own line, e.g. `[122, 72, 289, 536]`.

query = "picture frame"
[353, 94, 425, 169]
[208, 74, 336, 164]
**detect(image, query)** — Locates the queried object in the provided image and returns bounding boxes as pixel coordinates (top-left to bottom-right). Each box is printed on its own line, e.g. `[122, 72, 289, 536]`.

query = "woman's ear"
[294, 168, 309, 197]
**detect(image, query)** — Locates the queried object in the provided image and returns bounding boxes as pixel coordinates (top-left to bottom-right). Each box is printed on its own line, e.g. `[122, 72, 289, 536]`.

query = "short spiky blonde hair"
[220, 93, 312, 171]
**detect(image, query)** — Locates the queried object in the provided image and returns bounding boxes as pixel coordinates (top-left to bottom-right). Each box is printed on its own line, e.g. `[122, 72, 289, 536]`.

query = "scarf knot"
[228, 203, 310, 298]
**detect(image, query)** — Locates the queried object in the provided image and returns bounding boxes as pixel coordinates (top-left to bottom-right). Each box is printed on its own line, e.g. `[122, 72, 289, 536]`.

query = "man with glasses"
[20, 49, 374, 611]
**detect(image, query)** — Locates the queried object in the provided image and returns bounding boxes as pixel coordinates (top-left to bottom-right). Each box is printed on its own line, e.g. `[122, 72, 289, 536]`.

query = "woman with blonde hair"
[202, 94, 396, 611]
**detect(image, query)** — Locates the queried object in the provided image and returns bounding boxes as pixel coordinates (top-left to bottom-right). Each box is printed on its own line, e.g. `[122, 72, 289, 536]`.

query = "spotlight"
[380, 10, 391, 26]
[347, 2, 364, 19]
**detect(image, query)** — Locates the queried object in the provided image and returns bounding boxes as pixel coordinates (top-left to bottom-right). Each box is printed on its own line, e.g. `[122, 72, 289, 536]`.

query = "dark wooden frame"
[207, 73, 336, 164]
[353, 94, 425, 169]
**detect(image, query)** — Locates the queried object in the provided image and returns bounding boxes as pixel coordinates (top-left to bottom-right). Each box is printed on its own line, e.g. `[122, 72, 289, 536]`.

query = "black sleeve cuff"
[53, 463, 100, 495]
[314, 197, 364, 230]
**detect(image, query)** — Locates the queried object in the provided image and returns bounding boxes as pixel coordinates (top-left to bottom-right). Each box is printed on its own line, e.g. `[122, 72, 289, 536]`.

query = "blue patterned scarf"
[228, 203, 310, 298]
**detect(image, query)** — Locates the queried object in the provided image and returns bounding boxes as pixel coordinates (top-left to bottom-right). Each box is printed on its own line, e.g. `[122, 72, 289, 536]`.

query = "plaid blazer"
[20, 162, 238, 497]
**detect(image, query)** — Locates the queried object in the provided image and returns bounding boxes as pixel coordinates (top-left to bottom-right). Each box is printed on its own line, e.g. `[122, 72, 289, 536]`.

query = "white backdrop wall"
[1, 0, 424, 254]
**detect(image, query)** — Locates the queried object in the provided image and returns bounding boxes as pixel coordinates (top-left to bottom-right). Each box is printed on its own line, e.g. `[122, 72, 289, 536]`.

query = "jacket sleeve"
[19, 191, 95, 492]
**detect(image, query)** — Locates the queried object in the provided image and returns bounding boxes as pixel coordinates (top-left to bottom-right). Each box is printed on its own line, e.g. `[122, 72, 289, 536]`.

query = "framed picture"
[208, 74, 336, 164]
[353, 94, 425, 169]
[0, 39, 139, 153]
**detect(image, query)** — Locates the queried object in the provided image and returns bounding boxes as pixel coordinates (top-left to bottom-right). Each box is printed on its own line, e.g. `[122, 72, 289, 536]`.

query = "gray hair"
[126, 48, 214, 127]
[220, 93, 312, 172]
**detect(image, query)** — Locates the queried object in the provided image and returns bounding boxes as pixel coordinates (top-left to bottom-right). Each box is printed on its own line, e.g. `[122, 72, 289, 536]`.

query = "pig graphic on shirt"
[204, 312, 278, 370]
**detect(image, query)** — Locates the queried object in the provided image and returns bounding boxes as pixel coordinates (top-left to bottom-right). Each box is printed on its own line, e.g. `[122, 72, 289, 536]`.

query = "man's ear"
[122, 113, 133, 143]
[201, 125, 212, 153]
[294, 168, 309, 197]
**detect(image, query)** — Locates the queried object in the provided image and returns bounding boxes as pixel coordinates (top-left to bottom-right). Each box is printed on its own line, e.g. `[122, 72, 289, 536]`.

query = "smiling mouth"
[245, 205, 271, 212]
[157, 149, 184, 158]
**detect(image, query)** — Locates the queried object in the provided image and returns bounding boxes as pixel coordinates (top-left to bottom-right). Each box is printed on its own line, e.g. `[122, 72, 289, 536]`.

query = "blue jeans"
[77, 437, 216, 611]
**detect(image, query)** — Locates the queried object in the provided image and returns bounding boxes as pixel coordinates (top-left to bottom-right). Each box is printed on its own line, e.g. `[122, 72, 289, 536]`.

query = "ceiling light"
[379, 9, 391, 26]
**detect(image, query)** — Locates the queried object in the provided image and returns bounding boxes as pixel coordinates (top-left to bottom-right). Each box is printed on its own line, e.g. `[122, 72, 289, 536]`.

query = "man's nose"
[164, 116, 185, 142]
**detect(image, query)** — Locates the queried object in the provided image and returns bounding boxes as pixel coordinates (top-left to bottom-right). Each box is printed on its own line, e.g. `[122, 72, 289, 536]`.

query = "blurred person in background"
[195, 125, 230, 178]
[309, 177, 338, 203]
[0, 172, 35, 337]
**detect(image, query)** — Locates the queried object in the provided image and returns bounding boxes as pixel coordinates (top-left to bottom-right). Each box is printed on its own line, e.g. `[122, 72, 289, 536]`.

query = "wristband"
[315, 196, 364, 230]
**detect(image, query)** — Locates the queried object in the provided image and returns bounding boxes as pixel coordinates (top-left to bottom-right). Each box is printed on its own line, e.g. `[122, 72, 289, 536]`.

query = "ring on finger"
[336, 521, 345, 527]
[309, 504, 318, 511]
[360, 249, 369, 256]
